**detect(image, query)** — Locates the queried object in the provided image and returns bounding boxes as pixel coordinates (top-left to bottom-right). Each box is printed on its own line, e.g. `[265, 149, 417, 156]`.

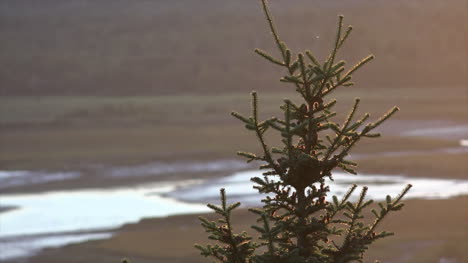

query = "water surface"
[1, 169, 468, 260]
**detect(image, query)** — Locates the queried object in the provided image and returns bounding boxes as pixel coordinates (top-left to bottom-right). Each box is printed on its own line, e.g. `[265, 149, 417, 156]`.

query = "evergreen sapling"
[195, 1, 412, 262]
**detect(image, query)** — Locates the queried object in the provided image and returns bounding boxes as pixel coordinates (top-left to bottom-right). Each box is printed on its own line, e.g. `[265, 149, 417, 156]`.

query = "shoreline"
[17, 195, 468, 263]
[0, 205, 19, 214]
[1, 113, 466, 262]
[1, 141, 467, 196]
[2, 169, 468, 262]
[1, 141, 467, 261]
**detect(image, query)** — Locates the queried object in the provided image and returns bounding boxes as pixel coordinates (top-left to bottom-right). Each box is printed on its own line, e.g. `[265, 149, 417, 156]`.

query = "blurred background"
[0, 0, 467, 262]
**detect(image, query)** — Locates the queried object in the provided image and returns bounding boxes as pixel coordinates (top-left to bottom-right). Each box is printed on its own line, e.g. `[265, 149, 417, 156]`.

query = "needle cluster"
[196, 1, 412, 262]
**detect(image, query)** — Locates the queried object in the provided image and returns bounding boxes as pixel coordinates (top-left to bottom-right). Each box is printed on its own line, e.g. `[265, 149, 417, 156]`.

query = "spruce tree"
[195, 1, 412, 262]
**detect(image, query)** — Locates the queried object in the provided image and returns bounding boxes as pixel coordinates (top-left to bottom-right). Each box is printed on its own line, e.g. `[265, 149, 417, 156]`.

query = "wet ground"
[0, 125, 467, 261]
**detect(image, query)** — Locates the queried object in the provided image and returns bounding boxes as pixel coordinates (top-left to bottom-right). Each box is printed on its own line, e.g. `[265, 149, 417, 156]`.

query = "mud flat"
[18, 196, 468, 263]
[2, 168, 468, 262]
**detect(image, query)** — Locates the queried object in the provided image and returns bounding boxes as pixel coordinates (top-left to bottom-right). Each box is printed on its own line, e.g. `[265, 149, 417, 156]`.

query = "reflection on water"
[0, 181, 206, 237]
[1, 169, 468, 260]
[166, 170, 468, 206]
[0, 159, 250, 190]
[351, 139, 468, 160]
[401, 124, 468, 139]
[0, 180, 208, 260]
[460, 139, 468, 147]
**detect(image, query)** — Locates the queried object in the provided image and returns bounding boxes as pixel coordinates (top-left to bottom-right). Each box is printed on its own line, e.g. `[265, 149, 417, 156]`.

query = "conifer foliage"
[195, 1, 412, 262]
